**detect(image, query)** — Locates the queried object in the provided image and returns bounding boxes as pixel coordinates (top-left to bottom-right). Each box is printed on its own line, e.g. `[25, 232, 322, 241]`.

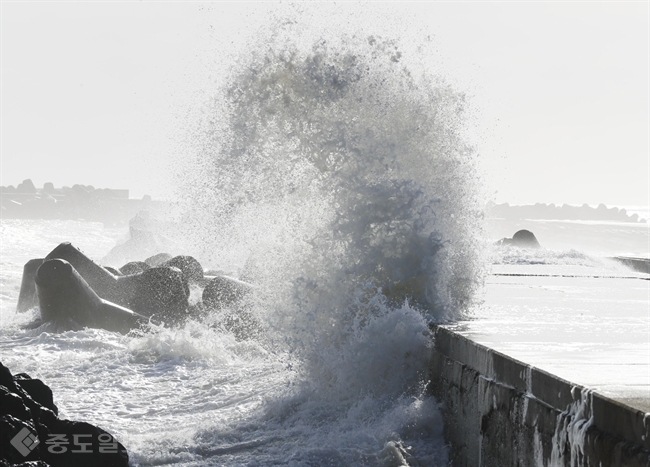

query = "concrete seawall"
[429, 325, 650, 467]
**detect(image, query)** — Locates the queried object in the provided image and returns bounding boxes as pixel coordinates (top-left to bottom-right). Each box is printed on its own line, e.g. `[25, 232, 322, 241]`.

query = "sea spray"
[169, 25, 485, 464]
[177, 29, 485, 316]
[0, 20, 486, 466]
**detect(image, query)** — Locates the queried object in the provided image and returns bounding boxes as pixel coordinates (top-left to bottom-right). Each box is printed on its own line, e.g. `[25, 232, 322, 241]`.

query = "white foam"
[0, 13, 486, 465]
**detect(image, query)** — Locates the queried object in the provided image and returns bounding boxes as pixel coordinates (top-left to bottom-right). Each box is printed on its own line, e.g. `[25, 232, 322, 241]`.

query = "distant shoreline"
[1, 179, 168, 226]
[485, 201, 646, 223]
[2, 179, 646, 225]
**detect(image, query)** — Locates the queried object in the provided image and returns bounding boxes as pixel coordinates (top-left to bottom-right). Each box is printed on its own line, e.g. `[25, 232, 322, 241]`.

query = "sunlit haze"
[2, 2, 648, 207]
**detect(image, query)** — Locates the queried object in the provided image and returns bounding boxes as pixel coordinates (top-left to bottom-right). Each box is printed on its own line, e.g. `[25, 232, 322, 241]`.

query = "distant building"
[1, 179, 160, 226]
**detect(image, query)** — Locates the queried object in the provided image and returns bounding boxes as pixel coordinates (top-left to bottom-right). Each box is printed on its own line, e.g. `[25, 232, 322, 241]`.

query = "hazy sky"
[2, 2, 648, 207]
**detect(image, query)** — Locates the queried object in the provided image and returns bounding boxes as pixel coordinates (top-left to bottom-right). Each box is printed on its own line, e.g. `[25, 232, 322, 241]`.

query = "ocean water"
[2, 220, 648, 467]
[0, 218, 450, 467]
[0, 31, 485, 467]
[2, 22, 647, 467]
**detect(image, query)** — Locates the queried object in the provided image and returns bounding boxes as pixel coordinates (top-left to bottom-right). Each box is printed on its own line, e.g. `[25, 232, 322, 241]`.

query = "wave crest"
[177, 29, 485, 397]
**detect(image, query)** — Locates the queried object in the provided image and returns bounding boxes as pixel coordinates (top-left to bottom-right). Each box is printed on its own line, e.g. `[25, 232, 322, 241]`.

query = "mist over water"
[178, 29, 484, 306]
[175, 21, 485, 392]
[1, 14, 487, 467]
[2, 7, 648, 465]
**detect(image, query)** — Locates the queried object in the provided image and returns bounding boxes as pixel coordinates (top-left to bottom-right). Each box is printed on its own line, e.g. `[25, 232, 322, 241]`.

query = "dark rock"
[44, 243, 123, 304]
[18, 243, 210, 332]
[1, 362, 129, 467]
[18, 243, 201, 332]
[512, 229, 541, 248]
[0, 363, 19, 393]
[144, 253, 172, 268]
[35, 259, 147, 334]
[119, 261, 150, 276]
[162, 256, 203, 283]
[1, 386, 33, 424]
[103, 267, 121, 276]
[132, 267, 190, 324]
[40, 419, 128, 467]
[202, 276, 250, 310]
[7, 380, 57, 437]
[202, 276, 260, 338]
[1, 415, 42, 464]
[43, 243, 141, 308]
[496, 229, 541, 249]
[13, 375, 57, 416]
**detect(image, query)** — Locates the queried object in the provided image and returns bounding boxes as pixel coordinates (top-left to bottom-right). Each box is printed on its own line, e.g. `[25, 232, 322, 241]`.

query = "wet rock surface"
[131, 266, 190, 325]
[1, 362, 129, 467]
[162, 255, 204, 283]
[118, 261, 150, 276]
[18, 242, 256, 336]
[143, 252, 172, 268]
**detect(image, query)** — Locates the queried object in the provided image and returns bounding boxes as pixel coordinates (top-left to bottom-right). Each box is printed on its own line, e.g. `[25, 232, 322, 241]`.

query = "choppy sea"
[2, 21, 648, 466]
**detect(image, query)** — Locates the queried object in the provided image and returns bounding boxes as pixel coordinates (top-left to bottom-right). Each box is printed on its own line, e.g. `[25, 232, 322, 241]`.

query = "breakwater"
[429, 325, 650, 467]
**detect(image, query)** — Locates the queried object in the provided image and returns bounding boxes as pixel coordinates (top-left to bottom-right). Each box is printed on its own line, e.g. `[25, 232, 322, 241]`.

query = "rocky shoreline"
[1, 362, 129, 467]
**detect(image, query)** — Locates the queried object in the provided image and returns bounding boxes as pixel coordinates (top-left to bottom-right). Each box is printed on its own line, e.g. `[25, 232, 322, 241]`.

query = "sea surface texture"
[1, 219, 447, 467]
[2, 217, 647, 466]
[2, 27, 648, 465]
[0, 33, 486, 467]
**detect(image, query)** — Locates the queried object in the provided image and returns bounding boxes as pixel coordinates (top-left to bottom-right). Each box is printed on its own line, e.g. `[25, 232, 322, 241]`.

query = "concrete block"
[429, 324, 650, 467]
